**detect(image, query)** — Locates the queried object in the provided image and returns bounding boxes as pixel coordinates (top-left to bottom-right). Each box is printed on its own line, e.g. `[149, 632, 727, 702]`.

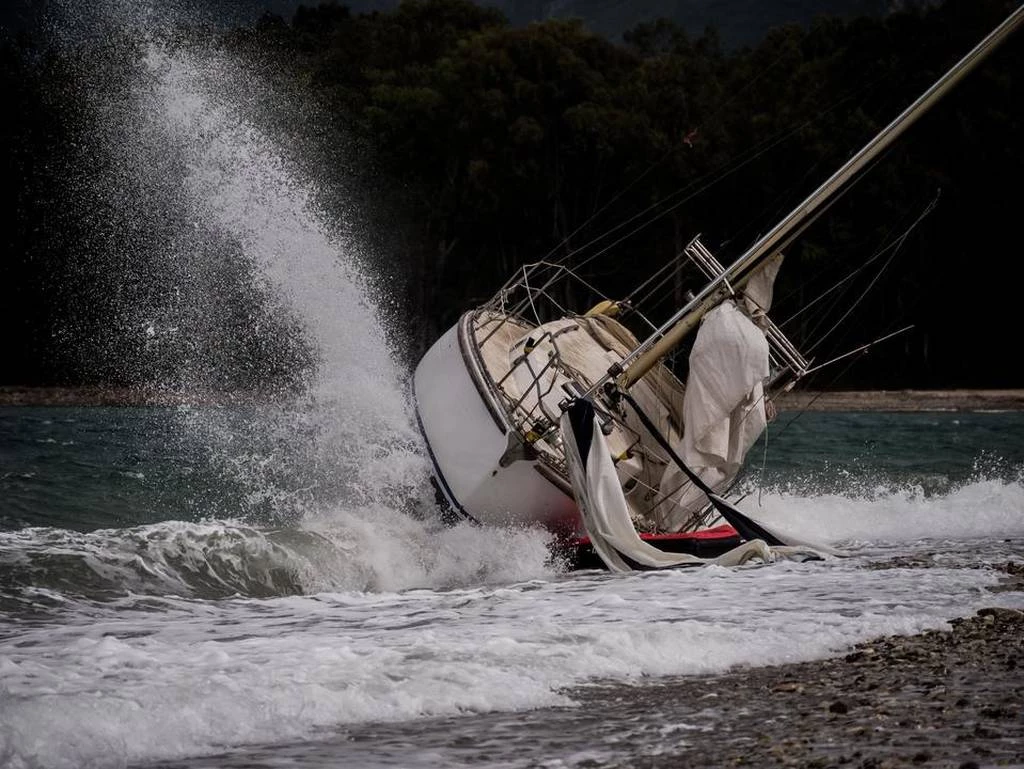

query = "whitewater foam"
[3, 550, 1022, 769]
[0, 512, 559, 605]
[745, 474, 1024, 545]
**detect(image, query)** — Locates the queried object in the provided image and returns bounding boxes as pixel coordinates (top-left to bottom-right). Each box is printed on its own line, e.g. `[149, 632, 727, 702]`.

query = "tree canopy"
[2, 0, 1022, 390]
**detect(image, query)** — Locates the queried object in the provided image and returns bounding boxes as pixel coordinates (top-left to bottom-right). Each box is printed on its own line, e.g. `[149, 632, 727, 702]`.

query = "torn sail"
[658, 300, 770, 530]
[560, 399, 777, 572]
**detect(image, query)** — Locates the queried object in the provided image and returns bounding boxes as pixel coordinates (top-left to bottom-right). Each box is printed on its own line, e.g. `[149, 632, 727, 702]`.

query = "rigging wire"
[537, 42, 800, 265]
[773, 316, 918, 442]
[718, 198, 937, 502]
[778, 189, 940, 332]
[723, 330, 880, 500]
[802, 325, 914, 375]
[758, 406, 770, 507]
[543, 65, 906, 278]
[803, 191, 939, 354]
[494, 63, 915, 326]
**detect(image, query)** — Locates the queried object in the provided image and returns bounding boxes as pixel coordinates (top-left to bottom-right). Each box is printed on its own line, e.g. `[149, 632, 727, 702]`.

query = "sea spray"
[138, 41, 435, 521]
[11, 1, 563, 594]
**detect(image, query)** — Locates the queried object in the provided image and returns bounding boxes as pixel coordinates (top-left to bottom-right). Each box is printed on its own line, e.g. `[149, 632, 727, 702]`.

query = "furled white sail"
[742, 251, 784, 318]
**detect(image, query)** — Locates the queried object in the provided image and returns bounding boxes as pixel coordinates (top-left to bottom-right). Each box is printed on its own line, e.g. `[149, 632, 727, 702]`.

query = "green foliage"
[4, 0, 1022, 388]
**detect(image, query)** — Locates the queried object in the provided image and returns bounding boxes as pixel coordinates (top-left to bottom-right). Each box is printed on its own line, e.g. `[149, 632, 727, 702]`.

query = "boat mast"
[616, 3, 1024, 390]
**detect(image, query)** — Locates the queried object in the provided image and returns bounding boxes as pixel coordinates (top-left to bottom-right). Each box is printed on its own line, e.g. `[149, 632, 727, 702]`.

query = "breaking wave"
[740, 466, 1024, 546]
[3, 471, 1021, 611]
[0, 514, 559, 609]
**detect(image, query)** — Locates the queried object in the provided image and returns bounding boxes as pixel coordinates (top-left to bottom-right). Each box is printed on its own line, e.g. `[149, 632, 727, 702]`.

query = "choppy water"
[5, 4, 1024, 766]
[2, 407, 1023, 769]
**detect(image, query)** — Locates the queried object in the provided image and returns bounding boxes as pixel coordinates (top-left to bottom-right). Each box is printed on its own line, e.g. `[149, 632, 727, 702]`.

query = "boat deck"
[467, 308, 708, 533]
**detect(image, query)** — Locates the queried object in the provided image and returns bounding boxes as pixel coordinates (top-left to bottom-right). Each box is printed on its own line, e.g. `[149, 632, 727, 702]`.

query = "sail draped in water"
[561, 399, 777, 572]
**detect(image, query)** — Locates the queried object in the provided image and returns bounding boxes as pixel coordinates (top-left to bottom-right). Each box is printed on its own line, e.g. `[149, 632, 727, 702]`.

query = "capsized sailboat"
[413, 5, 1024, 571]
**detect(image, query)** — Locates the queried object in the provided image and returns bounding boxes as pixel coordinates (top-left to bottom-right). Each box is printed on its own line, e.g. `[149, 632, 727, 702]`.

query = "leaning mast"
[616, 3, 1024, 390]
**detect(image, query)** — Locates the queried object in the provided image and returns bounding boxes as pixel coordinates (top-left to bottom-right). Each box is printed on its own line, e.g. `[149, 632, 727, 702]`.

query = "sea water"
[4, 6, 1024, 766]
[2, 408, 1023, 769]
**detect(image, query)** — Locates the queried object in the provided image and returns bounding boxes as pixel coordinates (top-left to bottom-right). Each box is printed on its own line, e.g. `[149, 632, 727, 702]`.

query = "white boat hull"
[413, 316, 581, 533]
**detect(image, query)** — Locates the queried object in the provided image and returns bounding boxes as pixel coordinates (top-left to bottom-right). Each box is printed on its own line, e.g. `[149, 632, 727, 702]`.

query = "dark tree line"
[2, 0, 1022, 390]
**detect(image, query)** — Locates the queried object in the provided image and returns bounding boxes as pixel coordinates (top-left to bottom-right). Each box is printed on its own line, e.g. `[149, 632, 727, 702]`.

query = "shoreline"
[776, 389, 1024, 413]
[2, 386, 1023, 411]
[0, 386, 285, 408]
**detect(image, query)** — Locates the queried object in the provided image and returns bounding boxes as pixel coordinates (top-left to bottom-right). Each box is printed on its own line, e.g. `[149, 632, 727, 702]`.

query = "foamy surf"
[0, 513, 559, 605]
[2, 533, 1022, 769]
[743, 472, 1024, 545]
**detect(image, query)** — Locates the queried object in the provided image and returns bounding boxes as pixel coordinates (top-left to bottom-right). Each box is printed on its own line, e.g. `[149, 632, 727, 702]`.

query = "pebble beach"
[579, 603, 1024, 769]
